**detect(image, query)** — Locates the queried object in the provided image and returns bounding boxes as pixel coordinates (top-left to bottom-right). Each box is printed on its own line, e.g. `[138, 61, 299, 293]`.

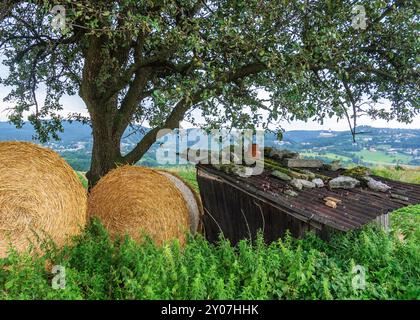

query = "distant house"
[274, 140, 291, 146]
[408, 149, 419, 156]
[319, 132, 335, 138]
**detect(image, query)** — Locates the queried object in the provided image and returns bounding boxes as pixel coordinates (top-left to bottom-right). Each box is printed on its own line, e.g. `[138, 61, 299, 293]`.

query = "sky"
[0, 61, 419, 132]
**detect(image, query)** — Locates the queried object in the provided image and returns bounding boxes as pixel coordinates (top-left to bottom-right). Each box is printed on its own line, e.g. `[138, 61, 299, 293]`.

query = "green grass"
[300, 150, 415, 166]
[0, 205, 419, 300]
[372, 166, 420, 184]
[76, 172, 88, 189]
[160, 165, 199, 192]
[352, 150, 412, 165]
[301, 152, 353, 162]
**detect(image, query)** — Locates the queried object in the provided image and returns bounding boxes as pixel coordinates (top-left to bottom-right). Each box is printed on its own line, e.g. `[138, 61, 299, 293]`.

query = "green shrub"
[0, 206, 419, 300]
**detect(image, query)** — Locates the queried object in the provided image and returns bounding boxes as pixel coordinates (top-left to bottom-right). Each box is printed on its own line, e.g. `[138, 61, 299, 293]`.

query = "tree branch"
[123, 62, 266, 164]
[113, 67, 153, 137]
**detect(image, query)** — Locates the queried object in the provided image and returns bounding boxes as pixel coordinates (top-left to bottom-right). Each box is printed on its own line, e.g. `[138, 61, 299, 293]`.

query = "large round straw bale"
[88, 166, 190, 245]
[158, 170, 203, 235]
[0, 142, 87, 258]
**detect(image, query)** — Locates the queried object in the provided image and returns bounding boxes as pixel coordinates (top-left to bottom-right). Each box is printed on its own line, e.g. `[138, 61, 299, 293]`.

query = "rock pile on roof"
[211, 147, 393, 202]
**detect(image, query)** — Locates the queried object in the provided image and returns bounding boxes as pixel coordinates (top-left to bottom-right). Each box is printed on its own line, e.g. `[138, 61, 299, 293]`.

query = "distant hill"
[0, 121, 151, 170]
[0, 121, 92, 142]
[0, 121, 419, 170]
[272, 125, 420, 167]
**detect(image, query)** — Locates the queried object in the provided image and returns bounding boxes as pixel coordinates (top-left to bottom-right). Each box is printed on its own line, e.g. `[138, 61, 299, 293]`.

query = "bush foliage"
[0, 205, 419, 300]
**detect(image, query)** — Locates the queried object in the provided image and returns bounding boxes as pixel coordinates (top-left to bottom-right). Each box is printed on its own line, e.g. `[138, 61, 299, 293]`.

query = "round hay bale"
[158, 170, 203, 235]
[88, 166, 190, 245]
[0, 142, 87, 258]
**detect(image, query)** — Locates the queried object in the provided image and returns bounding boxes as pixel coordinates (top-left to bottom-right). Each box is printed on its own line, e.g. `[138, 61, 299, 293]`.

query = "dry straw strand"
[0, 141, 87, 258]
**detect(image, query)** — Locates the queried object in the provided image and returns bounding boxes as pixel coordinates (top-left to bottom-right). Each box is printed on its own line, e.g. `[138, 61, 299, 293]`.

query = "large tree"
[0, 0, 418, 187]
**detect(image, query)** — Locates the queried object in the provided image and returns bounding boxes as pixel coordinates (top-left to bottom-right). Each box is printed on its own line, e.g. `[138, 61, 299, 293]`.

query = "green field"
[300, 152, 353, 162]
[352, 150, 412, 165]
[372, 167, 420, 184]
[301, 150, 415, 166]
[163, 166, 199, 192]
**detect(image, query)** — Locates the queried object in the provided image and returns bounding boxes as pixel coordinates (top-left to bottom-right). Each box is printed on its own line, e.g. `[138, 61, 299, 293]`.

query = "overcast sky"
[1, 60, 418, 131]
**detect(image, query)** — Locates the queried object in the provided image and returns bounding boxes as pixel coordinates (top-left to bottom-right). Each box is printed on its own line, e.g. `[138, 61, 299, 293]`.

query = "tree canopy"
[0, 0, 418, 185]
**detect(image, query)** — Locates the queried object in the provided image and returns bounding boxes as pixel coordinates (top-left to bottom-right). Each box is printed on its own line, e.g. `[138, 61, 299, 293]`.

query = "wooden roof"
[197, 164, 420, 232]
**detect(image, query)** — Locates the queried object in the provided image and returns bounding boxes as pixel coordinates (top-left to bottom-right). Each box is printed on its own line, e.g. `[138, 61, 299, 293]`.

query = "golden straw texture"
[158, 170, 203, 235]
[0, 142, 87, 258]
[88, 166, 190, 245]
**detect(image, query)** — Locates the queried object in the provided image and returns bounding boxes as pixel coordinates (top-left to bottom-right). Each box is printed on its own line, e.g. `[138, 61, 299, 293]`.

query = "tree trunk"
[85, 104, 123, 189]
[86, 131, 121, 189]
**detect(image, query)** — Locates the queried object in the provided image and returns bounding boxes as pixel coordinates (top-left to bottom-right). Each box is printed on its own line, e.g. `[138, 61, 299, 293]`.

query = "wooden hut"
[196, 163, 420, 244]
